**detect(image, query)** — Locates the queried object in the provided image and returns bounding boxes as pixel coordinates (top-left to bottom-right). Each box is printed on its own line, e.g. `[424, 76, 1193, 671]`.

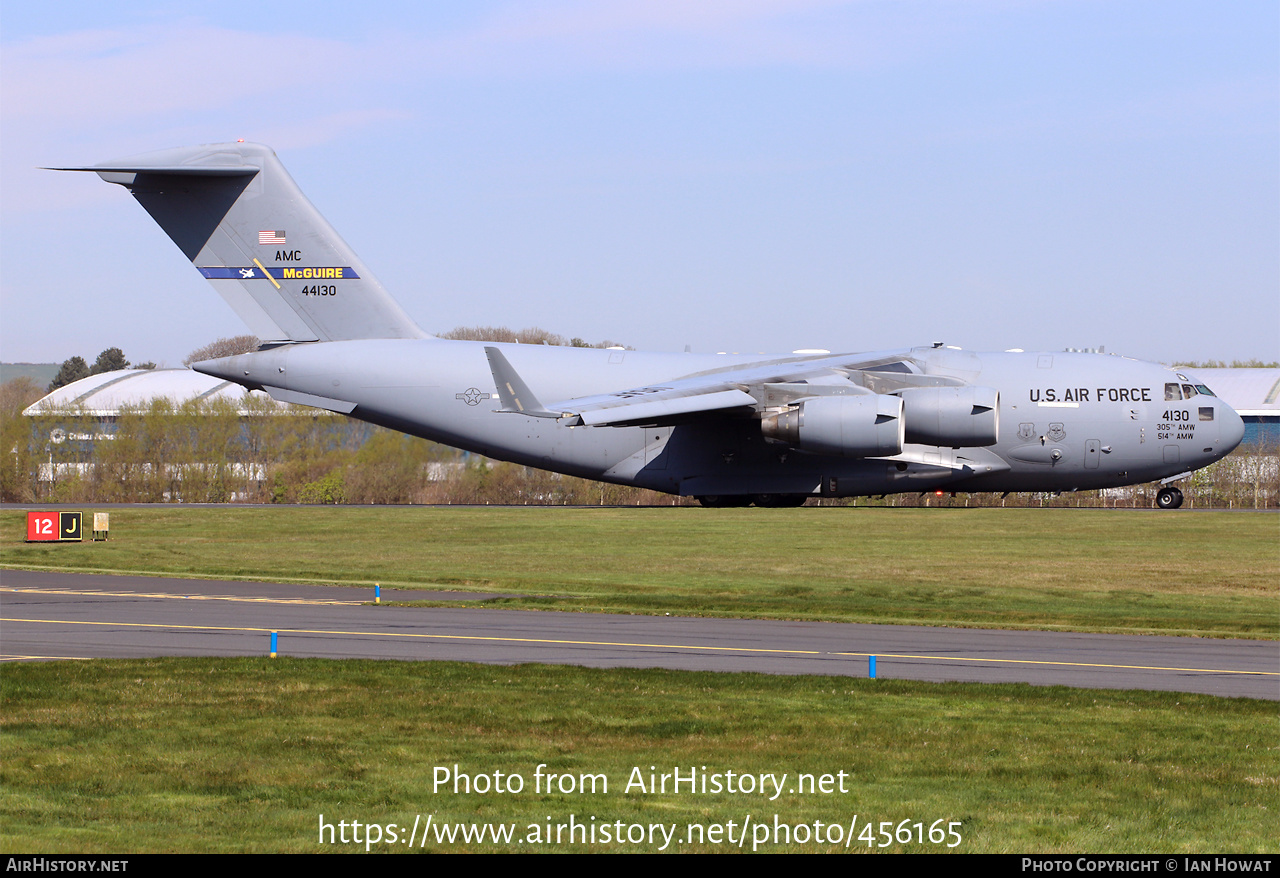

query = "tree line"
[2, 381, 1273, 508]
[47, 348, 156, 392]
[1171, 359, 1279, 369]
[8, 331, 1275, 508]
[1, 387, 683, 506]
[44, 329, 623, 395]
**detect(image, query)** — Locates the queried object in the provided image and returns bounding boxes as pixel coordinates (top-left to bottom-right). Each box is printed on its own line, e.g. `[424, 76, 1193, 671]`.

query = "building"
[23, 368, 272, 417]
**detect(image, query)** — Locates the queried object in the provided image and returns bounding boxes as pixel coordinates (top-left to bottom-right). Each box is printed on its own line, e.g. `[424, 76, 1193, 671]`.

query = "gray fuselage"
[199, 340, 1245, 499]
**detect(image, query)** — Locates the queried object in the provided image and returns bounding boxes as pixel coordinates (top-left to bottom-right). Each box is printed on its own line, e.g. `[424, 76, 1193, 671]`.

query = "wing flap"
[577, 388, 757, 426]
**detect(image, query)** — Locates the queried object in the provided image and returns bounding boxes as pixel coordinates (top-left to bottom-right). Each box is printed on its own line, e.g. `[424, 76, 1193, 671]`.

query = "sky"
[2, 0, 1276, 368]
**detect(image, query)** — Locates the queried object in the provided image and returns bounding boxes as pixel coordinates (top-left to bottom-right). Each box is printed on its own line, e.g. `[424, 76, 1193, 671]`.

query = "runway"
[2, 569, 1275, 700]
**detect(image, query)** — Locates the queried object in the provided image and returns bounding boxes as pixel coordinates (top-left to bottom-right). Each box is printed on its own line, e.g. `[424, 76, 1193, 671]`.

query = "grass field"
[2, 505, 1276, 853]
[2, 506, 1276, 637]
[2, 658, 1276, 853]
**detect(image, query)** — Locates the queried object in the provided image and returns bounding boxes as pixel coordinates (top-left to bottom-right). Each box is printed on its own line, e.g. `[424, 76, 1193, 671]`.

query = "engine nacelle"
[761, 394, 904, 457]
[898, 386, 1000, 447]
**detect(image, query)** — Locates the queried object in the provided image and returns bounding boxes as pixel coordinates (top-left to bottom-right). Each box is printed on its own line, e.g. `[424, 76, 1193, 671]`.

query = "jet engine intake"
[761, 394, 904, 457]
[898, 386, 1000, 447]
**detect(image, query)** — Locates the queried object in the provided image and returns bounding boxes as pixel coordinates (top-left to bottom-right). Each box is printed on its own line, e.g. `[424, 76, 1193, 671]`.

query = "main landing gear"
[1155, 486, 1184, 510]
[697, 494, 809, 508]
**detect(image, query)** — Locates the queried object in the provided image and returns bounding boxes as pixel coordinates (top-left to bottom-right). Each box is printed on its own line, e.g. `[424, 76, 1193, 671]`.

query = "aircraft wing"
[538, 350, 944, 427]
[485, 345, 972, 428]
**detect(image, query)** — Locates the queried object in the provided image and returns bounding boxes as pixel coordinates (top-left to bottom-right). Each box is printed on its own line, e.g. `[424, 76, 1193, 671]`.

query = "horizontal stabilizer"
[51, 165, 260, 177]
[262, 386, 358, 414]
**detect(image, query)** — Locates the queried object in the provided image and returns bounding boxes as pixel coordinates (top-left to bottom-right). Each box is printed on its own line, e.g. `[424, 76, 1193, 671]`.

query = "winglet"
[484, 347, 560, 418]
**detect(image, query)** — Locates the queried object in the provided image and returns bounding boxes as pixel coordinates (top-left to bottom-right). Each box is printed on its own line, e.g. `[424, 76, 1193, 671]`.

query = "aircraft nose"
[1220, 402, 1246, 454]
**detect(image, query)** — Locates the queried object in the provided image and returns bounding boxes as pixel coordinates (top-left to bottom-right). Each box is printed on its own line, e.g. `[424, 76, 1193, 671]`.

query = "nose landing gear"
[1155, 486, 1185, 509]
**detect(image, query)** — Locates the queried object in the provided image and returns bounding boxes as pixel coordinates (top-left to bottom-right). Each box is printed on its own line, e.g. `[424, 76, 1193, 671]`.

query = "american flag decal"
[258, 230, 286, 245]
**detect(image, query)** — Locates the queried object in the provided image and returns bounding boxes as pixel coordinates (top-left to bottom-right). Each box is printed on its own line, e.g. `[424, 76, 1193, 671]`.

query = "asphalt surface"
[2, 569, 1275, 699]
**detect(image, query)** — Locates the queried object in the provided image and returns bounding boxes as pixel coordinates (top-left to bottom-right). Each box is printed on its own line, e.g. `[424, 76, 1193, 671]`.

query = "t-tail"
[53, 142, 425, 345]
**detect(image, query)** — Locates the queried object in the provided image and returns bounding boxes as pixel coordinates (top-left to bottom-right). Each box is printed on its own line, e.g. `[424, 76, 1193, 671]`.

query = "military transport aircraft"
[56, 142, 1244, 508]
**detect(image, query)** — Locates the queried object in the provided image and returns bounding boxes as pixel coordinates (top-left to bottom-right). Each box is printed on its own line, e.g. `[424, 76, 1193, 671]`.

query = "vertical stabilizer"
[54, 143, 425, 344]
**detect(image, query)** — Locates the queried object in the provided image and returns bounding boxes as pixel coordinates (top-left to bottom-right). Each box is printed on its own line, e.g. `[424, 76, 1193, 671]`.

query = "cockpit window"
[1199, 407, 1214, 421]
[1165, 382, 1213, 400]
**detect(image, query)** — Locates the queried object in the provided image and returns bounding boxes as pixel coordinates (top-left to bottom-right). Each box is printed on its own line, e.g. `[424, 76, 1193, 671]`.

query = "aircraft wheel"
[752, 493, 809, 508]
[1156, 487, 1184, 510]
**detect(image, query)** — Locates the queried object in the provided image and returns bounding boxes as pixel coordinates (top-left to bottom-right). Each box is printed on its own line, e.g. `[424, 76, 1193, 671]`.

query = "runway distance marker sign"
[26, 511, 83, 542]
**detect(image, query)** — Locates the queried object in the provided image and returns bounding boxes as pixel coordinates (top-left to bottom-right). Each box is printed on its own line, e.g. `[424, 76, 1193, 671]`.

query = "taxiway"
[2, 570, 1274, 699]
